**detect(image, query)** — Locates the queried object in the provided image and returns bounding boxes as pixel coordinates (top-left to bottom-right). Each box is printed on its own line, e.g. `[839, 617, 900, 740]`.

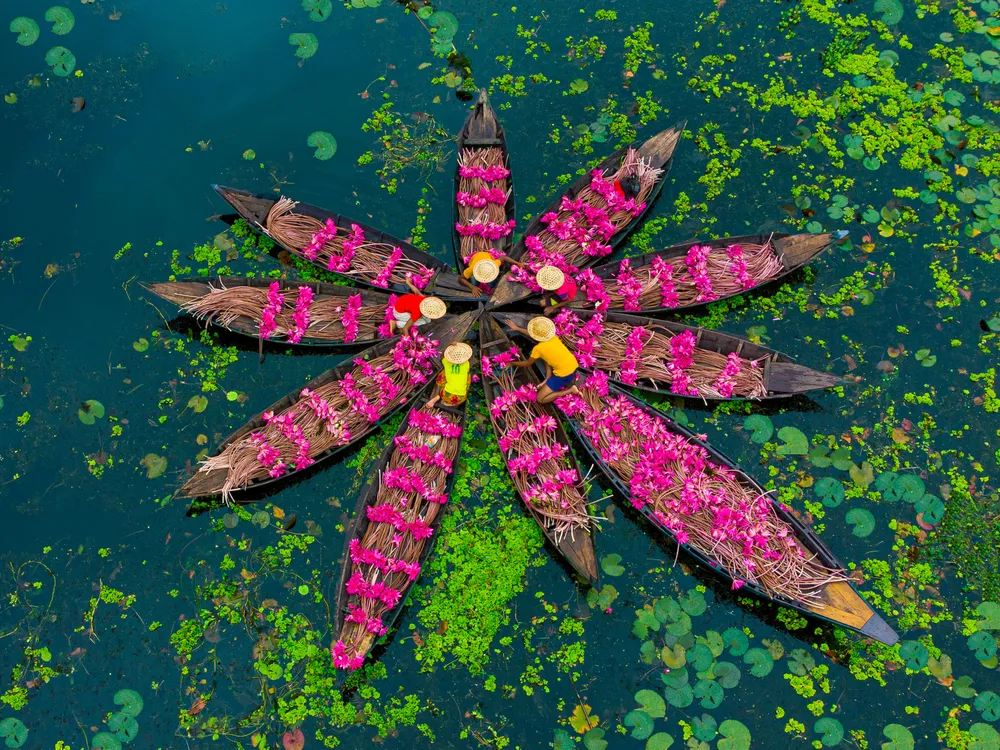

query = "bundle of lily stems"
[519, 149, 662, 273]
[554, 311, 768, 399]
[188, 335, 438, 501]
[486, 365, 595, 541]
[558, 376, 847, 604]
[265, 198, 434, 288]
[602, 241, 785, 311]
[178, 281, 385, 343]
[457, 147, 512, 263]
[332, 405, 461, 671]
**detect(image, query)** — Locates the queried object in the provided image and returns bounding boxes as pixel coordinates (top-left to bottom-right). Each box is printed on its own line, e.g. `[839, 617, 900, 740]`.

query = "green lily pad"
[955, 675, 978, 699]
[899, 640, 929, 670]
[45, 45, 75, 76]
[957, 188, 978, 204]
[114, 689, 144, 717]
[881, 724, 914, 750]
[687, 643, 714, 671]
[302, 0, 333, 21]
[862, 207, 881, 223]
[428, 10, 458, 42]
[969, 631, 999, 661]
[691, 715, 717, 742]
[45, 6, 75, 35]
[289, 32, 319, 59]
[915, 494, 946, 526]
[787, 648, 815, 675]
[624, 710, 655, 740]
[108, 712, 139, 743]
[743, 414, 773, 443]
[849, 461, 874, 487]
[815, 477, 845, 507]
[188, 395, 209, 413]
[570, 78, 589, 94]
[743, 647, 774, 677]
[722, 627, 749, 656]
[713, 661, 741, 689]
[717, 719, 751, 750]
[815, 718, 844, 747]
[863, 156, 881, 171]
[0, 718, 28, 749]
[776, 426, 808, 455]
[701, 630, 724, 657]
[141, 453, 167, 479]
[976, 691, 1000, 722]
[928, 653, 953, 679]
[307, 130, 337, 160]
[91, 734, 122, 750]
[9, 17, 40, 46]
[845, 508, 876, 537]
[583, 727, 607, 750]
[977, 601, 1000, 630]
[693, 679, 724, 709]
[645, 733, 674, 750]
[601, 553, 624, 576]
[664, 681, 693, 708]
[970, 724, 1000, 750]
[132, 338, 149, 352]
[79, 399, 105, 424]
[847, 146, 865, 160]
[679, 589, 706, 616]
[553, 728, 573, 750]
[661, 643, 686, 668]
[635, 689, 665, 718]
[885, 474, 925, 503]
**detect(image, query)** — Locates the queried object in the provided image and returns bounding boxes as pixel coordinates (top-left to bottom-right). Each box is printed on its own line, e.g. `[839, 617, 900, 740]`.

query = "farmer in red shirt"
[388, 279, 446, 336]
[614, 174, 641, 201]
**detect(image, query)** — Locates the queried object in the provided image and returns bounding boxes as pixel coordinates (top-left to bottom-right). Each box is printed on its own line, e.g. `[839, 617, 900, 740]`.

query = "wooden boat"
[452, 89, 516, 277]
[332, 381, 468, 671]
[143, 276, 399, 348]
[177, 311, 478, 499]
[500, 310, 844, 399]
[489, 122, 685, 307]
[479, 315, 600, 585]
[213, 185, 478, 302]
[565, 382, 898, 645]
[584, 231, 847, 314]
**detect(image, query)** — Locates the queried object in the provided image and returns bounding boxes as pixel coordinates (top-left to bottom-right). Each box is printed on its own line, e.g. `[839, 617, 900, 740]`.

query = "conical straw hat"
[419, 296, 446, 319]
[472, 258, 500, 283]
[443, 342, 473, 364]
[527, 316, 556, 342]
[536, 265, 565, 291]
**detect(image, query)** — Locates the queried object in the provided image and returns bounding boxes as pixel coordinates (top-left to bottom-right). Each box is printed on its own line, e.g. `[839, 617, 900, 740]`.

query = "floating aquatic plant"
[288, 32, 318, 60]
[306, 130, 337, 160]
[302, 0, 332, 21]
[44, 45, 75, 76]
[78, 399, 105, 425]
[8, 17, 39, 46]
[0, 719, 27, 749]
[44, 6, 74, 35]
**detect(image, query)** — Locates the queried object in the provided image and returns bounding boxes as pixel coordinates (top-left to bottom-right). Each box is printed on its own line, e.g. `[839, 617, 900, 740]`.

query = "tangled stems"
[457, 148, 512, 262]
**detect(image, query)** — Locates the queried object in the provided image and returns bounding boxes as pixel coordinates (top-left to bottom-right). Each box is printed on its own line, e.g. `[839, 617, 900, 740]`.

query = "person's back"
[531, 336, 578, 377]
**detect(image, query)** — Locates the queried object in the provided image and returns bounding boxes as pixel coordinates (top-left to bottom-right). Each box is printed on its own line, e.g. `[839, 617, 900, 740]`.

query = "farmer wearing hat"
[505, 316, 580, 404]
[388, 278, 447, 336]
[426, 342, 474, 408]
[536, 265, 578, 316]
[459, 251, 523, 297]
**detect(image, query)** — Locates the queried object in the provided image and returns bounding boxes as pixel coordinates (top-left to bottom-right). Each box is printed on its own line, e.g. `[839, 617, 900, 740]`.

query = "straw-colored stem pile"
[562, 320, 767, 399]
[179, 282, 385, 342]
[457, 147, 511, 263]
[335, 406, 461, 667]
[265, 198, 432, 287]
[568, 385, 847, 604]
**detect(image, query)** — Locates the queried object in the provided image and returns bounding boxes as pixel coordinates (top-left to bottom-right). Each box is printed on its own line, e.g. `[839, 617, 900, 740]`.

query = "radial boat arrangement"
[145, 90, 896, 677]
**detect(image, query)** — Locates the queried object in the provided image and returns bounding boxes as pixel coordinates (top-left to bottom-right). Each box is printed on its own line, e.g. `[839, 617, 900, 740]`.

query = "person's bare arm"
[510, 356, 538, 369]
[498, 255, 523, 268]
[402, 318, 416, 336]
[458, 275, 483, 296]
[405, 279, 420, 294]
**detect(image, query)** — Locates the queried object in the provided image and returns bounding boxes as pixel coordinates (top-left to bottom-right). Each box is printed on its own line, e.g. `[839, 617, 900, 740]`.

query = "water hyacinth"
[556, 378, 848, 604]
[333, 404, 462, 671]
[194, 334, 440, 500]
[552, 311, 768, 399]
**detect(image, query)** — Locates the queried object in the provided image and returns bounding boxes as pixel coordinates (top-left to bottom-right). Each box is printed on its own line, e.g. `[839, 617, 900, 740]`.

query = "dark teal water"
[3, 1, 1000, 748]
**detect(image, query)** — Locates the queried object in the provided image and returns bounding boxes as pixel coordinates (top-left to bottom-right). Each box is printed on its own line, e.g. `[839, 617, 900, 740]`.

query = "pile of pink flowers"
[481, 345, 520, 378]
[589, 170, 648, 216]
[332, 404, 462, 671]
[576, 269, 611, 312]
[667, 330, 697, 396]
[456, 187, 508, 207]
[258, 282, 285, 340]
[615, 259, 644, 312]
[651, 256, 679, 308]
[685, 245, 717, 303]
[459, 164, 511, 180]
[340, 294, 363, 343]
[555, 376, 847, 602]
[373, 247, 404, 288]
[377, 294, 399, 338]
[455, 218, 517, 241]
[506, 236, 580, 294]
[304, 218, 339, 261]
[285, 286, 315, 344]
[405, 267, 435, 290]
[714, 353, 743, 399]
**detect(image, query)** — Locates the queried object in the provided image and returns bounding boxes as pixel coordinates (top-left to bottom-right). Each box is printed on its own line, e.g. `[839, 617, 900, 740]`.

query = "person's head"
[527, 316, 556, 343]
[419, 297, 447, 320]
[535, 265, 565, 291]
[443, 342, 473, 366]
[472, 258, 499, 284]
[620, 174, 641, 200]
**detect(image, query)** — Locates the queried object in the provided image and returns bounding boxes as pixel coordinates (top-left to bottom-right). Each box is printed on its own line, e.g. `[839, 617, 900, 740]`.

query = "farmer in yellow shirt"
[505, 316, 580, 404]
[458, 251, 522, 297]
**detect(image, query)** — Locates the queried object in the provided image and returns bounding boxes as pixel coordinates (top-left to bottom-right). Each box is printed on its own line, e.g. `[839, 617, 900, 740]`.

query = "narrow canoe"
[583, 231, 846, 314]
[500, 310, 844, 399]
[452, 89, 516, 276]
[144, 276, 399, 348]
[565, 382, 898, 645]
[213, 185, 478, 302]
[177, 310, 478, 499]
[332, 381, 468, 672]
[479, 314, 600, 585]
[489, 122, 685, 307]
